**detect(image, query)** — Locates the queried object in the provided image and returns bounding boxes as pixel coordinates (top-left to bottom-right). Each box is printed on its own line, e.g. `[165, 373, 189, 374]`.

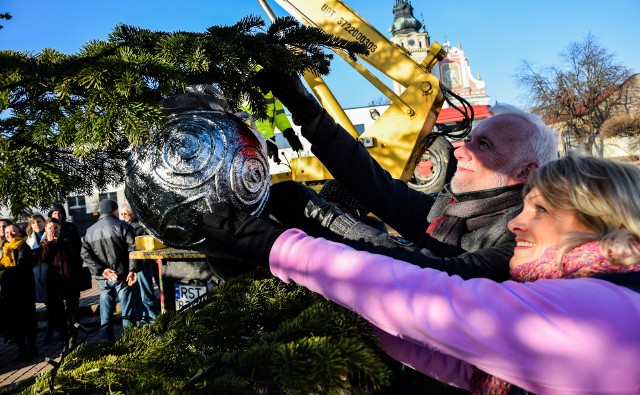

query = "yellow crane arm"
[260, 0, 446, 182]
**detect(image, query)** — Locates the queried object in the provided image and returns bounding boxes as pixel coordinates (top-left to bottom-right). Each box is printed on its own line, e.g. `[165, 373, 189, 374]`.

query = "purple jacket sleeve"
[371, 326, 475, 389]
[269, 229, 640, 395]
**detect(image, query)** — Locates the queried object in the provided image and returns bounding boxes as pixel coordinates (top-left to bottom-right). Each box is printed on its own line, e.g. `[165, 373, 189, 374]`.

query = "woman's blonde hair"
[26, 214, 46, 237]
[524, 153, 640, 265]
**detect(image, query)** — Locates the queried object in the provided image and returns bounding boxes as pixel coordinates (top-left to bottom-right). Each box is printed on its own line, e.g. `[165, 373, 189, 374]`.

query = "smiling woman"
[195, 153, 640, 394]
[514, 153, 640, 270]
[264, 154, 640, 394]
[507, 188, 593, 269]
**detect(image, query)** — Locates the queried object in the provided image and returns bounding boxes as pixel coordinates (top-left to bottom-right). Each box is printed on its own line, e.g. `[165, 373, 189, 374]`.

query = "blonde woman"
[197, 154, 640, 394]
[25, 214, 46, 252]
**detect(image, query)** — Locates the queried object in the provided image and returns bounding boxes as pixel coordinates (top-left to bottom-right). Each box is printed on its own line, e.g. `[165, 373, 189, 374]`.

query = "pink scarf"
[471, 241, 640, 394]
[511, 241, 640, 282]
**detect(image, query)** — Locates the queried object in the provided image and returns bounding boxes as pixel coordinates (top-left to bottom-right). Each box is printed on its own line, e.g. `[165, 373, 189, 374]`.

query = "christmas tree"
[18, 274, 393, 394]
[0, 16, 365, 218]
[0, 17, 462, 395]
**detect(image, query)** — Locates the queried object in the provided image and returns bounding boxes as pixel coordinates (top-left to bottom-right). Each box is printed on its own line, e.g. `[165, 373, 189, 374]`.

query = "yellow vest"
[242, 91, 293, 139]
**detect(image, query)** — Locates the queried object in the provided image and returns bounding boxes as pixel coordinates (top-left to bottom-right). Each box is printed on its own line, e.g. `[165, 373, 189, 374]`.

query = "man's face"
[51, 211, 62, 221]
[121, 209, 133, 222]
[450, 115, 533, 194]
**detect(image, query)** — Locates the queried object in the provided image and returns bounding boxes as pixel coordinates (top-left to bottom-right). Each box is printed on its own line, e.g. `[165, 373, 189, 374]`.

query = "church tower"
[389, 0, 490, 110]
[389, 0, 430, 65]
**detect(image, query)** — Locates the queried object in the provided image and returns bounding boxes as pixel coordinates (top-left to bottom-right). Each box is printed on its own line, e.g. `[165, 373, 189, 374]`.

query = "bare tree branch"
[515, 33, 635, 156]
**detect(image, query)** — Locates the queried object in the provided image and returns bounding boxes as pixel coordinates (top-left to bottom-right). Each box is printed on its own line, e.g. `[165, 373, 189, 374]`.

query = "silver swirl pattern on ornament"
[152, 115, 226, 190]
[125, 109, 270, 248]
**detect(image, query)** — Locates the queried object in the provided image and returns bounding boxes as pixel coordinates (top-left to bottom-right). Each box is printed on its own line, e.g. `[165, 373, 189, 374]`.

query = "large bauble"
[125, 109, 270, 248]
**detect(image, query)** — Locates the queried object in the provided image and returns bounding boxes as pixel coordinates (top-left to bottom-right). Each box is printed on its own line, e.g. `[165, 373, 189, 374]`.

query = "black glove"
[197, 203, 285, 267]
[255, 69, 323, 126]
[282, 127, 304, 152]
[265, 181, 352, 241]
[266, 137, 281, 164]
[266, 181, 324, 229]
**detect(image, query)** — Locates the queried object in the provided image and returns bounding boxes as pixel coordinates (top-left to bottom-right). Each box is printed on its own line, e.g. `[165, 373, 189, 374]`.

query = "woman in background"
[25, 214, 46, 253]
[0, 218, 13, 260]
[0, 224, 38, 362]
[40, 218, 83, 350]
[26, 213, 54, 343]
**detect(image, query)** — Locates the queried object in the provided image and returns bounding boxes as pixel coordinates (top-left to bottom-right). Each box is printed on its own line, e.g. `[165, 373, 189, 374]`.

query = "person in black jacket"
[40, 218, 83, 351]
[257, 71, 559, 282]
[0, 224, 38, 361]
[81, 199, 139, 342]
[47, 204, 82, 258]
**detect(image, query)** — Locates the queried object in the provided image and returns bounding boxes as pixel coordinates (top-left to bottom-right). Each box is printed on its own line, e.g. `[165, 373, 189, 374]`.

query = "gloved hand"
[266, 137, 281, 164]
[255, 69, 323, 126]
[266, 181, 322, 229]
[282, 128, 304, 152]
[265, 181, 352, 240]
[197, 203, 285, 267]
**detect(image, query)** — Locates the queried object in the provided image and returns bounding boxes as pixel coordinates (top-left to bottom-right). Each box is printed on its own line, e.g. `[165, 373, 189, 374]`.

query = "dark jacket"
[81, 214, 139, 279]
[128, 217, 147, 237]
[0, 242, 36, 336]
[41, 237, 83, 287]
[303, 111, 520, 282]
[48, 204, 82, 255]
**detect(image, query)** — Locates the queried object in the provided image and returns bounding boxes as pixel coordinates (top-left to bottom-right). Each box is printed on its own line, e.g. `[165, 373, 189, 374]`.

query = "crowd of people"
[0, 201, 160, 362]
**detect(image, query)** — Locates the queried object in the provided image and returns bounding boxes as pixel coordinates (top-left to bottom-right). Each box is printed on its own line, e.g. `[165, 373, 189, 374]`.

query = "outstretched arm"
[256, 70, 434, 241]
[372, 326, 475, 390]
[267, 181, 511, 281]
[269, 229, 640, 394]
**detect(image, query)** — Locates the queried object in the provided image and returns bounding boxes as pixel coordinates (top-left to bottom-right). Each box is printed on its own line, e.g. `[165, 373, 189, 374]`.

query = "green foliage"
[17, 274, 391, 394]
[0, 16, 368, 217]
[0, 12, 10, 30]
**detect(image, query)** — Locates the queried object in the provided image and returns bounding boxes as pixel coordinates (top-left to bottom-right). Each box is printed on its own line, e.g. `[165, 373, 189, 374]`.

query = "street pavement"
[0, 277, 123, 392]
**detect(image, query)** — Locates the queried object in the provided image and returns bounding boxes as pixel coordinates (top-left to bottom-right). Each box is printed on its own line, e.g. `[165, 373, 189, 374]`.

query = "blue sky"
[1, 0, 639, 109]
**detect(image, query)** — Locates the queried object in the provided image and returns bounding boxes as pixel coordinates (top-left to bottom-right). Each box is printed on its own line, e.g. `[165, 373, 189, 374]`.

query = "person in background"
[48, 205, 82, 257]
[0, 224, 38, 362]
[0, 218, 13, 260]
[196, 154, 640, 394]
[81, 199, 139, 342]
[120, 203, 159, 323]
[40, 218, 83, 351]
[241, 89, 304, 164]
[25, 213, 54, 343]
[25, 214, 46, 255]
